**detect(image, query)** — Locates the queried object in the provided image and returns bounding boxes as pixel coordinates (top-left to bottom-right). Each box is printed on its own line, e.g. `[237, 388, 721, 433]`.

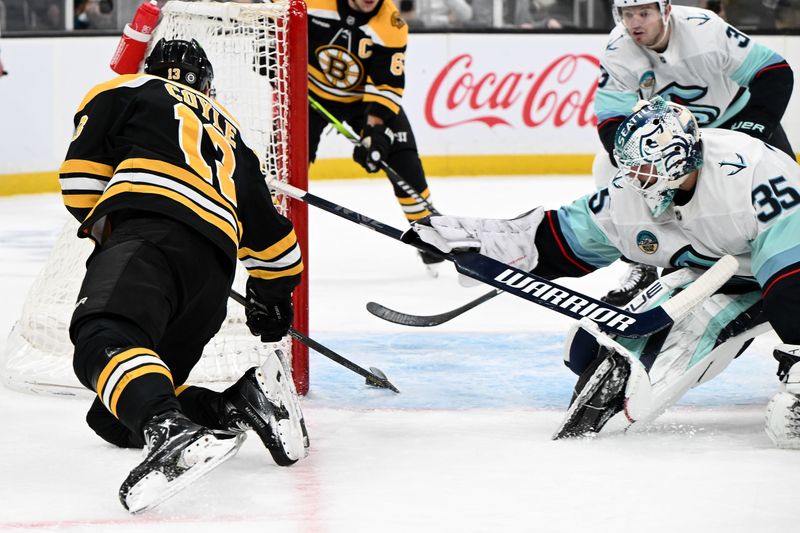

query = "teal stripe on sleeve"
[556, 197, 621, 268]
[595, 89, 639, 123]
[752, 210, 800, 286]
[731, 44, 785, 86]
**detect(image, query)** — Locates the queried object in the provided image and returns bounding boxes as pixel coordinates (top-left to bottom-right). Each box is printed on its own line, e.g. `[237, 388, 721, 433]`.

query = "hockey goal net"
[0, 0, 310, 396]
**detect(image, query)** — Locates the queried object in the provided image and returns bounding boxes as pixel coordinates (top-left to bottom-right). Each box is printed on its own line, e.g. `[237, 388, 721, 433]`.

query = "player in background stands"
[407, 97, 800, 448]
[306, 0, 444, 272]
[60, 38, 308, 512]
[593, 0, 794, 306]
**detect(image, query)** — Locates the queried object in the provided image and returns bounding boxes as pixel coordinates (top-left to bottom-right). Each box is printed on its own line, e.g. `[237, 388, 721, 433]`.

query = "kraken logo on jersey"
[656, 83, 720, 125]
[636, 231, 659, 254]
[316, 45, 364, 90]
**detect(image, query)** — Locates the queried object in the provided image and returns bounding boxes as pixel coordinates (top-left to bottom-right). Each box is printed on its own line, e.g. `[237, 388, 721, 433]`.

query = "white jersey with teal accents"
[595, 5, 786, 128]
[557, 129, 800, 287]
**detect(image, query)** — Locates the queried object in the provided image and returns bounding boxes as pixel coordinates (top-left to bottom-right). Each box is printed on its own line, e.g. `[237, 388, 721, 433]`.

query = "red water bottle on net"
[109, 1, 161, 75]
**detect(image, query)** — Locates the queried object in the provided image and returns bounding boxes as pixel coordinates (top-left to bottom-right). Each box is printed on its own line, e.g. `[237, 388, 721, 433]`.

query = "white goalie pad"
[560, 265, 771, 435]
[578, 318, 771, 434]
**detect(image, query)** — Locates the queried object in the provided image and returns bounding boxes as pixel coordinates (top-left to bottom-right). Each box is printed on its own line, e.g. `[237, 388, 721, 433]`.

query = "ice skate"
[601, 262, 658, 306]
[221, 351, 308, 466]
[119, 410, 244, 513]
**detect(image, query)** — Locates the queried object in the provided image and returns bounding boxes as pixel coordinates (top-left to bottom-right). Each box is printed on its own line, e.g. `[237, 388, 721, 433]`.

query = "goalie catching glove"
[407, 208, 544, 281]
[244, 280, 293, 343]
[353, 123, 394, 173]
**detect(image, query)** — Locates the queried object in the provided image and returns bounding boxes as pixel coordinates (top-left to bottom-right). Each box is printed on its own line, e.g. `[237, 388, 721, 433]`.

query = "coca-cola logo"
[425, 53, 599, 129]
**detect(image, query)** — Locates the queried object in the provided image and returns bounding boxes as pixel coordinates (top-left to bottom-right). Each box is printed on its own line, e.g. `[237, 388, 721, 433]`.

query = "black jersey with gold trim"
[307, 0, 407, 119]
[60, 74, 302, 294]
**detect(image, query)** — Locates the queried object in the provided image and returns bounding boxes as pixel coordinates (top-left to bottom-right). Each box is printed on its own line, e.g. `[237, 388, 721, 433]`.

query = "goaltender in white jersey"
[410, 97, 800, 448]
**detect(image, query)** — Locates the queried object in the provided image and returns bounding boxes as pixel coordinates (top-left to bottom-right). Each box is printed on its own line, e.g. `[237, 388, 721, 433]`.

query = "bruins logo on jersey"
[316, 45, 364, 90]
[636, 230, 659, 254]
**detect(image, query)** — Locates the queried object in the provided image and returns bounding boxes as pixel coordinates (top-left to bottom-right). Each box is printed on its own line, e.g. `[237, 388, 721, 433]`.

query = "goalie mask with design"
[145, 38, 215, 94]
[614, 96, 702, 216]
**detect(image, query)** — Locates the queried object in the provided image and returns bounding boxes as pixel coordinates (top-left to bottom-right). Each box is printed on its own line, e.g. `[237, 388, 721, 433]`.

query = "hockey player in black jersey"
[60, 39, 308, 513]
[307, 0, 443, 271]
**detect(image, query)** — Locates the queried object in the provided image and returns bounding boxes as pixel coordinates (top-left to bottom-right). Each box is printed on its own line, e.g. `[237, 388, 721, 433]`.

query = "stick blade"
[365, 366, 400, 393]
[366, 302, 447, 327]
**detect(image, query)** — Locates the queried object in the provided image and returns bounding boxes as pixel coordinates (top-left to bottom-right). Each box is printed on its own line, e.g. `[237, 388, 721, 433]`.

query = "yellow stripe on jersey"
[59, 159, 114, 178]
[92, 180, 241, 246]
[239, 231, 298, 261]
[96, 348, 144, 396]
[240, 231, 304, 279]
[363, 93, 400, 114]
[397, 189, 431, 204]
[117, 158, 237, 214]
[248, 262, 305, 280]
[76, 74, 149, 114]
[62, 193, 102, 210]
[306, 0, 339, 16]
[370, 82, 404, 99]
[309, 84, 362, 105]
[109, 365, 174, 416]
[95, 347, 173, 417]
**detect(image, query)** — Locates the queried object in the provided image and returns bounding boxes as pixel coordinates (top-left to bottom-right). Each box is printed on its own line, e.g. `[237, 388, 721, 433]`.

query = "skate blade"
[123, 432, 245, 514]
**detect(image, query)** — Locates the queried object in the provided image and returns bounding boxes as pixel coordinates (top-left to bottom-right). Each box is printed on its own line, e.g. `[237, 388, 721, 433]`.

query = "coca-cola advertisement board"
[408, 34, 607, 156]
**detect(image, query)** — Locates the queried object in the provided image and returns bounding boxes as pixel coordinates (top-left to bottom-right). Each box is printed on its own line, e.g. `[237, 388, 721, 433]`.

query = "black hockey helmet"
[145, 38, 214, 93]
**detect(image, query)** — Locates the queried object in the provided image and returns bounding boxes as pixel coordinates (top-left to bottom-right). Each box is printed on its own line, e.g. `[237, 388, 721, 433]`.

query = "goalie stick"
[367, 288, 502, 327]
[308, 95, 440, 215]
[267, 178, 740, 338]
[229, 290, 399, 393]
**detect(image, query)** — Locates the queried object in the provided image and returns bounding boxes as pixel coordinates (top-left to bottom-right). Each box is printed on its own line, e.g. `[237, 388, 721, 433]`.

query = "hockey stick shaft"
[229, 290, 400, 393]
[366, 288, 502, 327]
[268, 179, 739, 338]
[308, 95, 440, 215]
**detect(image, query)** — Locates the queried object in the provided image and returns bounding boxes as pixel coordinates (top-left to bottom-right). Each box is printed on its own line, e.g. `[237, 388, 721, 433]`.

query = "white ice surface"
[0, 177, 797, 532]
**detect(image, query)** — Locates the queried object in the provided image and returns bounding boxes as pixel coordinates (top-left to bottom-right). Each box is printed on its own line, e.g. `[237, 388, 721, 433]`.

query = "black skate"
[602, 262, 658, 306]
[221, 353, 308, 466]
[119, 410, 244, 513]
[553, 351, 631, 439]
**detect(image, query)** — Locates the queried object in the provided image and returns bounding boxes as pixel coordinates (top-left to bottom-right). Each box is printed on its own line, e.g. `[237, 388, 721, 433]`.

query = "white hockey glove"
[408, 208, 544, 274]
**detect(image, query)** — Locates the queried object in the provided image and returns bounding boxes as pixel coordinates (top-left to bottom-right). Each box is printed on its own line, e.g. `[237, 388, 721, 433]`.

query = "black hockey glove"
[244, 286, 294, 343]
[353, 123, 394, 173]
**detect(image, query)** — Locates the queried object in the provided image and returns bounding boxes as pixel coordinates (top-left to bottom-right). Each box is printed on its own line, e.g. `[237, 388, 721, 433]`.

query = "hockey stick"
[229, 290, 400, 393]
[366, 288, 503, 327]
[308, 94, 440, 215]
[268, 178, 740, 338]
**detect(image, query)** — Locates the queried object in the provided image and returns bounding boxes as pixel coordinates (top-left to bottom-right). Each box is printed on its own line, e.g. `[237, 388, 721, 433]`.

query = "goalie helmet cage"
[0, 0, 310, 396]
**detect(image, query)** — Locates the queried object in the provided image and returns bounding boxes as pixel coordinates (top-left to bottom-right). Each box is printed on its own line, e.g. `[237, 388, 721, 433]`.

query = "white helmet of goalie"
[614, 96, 702, 216]
[612, 0, 671, 27]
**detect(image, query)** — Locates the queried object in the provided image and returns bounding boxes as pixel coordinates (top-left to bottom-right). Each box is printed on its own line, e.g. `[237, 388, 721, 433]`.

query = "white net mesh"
[1, 1, 303, 396]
